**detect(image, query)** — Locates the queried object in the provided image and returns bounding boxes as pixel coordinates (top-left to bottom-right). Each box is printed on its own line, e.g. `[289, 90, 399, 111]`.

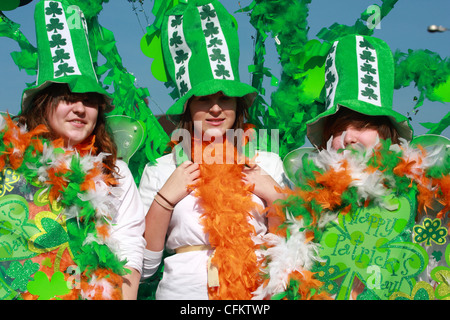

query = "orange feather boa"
[189, 133, 264, 300]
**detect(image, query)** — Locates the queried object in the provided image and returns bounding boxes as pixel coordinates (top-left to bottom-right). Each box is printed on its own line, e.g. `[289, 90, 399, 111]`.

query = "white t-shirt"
[108, 160, 146, 274]
[138, 151, 288, 299]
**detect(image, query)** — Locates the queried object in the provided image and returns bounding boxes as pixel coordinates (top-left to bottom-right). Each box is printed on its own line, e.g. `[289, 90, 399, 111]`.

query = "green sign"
[315, 193, 428, 300]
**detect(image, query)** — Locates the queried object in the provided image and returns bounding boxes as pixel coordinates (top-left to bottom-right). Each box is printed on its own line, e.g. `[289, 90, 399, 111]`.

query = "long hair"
[16, 83, 119, 180]
[321, 107, 400, 149]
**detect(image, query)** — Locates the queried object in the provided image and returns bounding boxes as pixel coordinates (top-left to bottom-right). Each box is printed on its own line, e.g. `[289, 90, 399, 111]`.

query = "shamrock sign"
[26, 271, 70, 300]
[317, 193, 428, 300]
[414, 218, 448, 246]
[0, 194, 39, 261]
[6, 260, 40, 292]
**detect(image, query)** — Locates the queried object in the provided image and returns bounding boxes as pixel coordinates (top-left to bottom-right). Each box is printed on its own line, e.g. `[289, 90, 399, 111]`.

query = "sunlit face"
[331, 125, 380, 150]
[47, 95, 99, 147]
[189, 92, 237, 139]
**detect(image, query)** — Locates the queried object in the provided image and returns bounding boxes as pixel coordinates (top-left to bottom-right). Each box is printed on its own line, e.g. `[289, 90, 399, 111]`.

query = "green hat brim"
[306, 103, 413, 147]
[21, 76, 114, 113]
[166, 78, 257, 123]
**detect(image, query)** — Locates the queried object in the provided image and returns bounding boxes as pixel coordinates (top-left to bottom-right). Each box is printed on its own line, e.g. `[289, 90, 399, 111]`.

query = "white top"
[108, 160, 146, 274]
[139, 151, 288, 300]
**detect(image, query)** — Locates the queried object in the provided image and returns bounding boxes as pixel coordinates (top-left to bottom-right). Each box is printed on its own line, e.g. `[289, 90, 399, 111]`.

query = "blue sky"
[1, 0, 449, 139]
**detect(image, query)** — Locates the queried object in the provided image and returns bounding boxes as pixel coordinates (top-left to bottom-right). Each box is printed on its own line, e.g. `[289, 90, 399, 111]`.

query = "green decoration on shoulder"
[106, 115, 145, 164]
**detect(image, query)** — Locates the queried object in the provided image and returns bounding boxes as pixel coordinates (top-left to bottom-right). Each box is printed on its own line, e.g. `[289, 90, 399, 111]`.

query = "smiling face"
[189, 92, 237, 139]
[47, 92, 100, 147]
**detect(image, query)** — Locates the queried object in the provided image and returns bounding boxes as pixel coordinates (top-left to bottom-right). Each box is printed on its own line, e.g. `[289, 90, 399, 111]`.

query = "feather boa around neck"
[255, 138, 450, 300]
[184, 131, 264, 300]
[0, 115, 126, 300]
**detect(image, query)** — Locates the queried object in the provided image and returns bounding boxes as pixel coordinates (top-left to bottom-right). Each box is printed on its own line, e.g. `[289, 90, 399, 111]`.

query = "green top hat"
[306, 34, 413, 147]
[21, 0, 113, 112]
[161, 0, 257, 122]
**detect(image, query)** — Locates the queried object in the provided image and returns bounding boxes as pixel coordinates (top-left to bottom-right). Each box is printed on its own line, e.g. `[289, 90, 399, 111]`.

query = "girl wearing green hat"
[138, 0, 288, 300]
[254, 35, 450, 300]
[5, 0, 145, 300]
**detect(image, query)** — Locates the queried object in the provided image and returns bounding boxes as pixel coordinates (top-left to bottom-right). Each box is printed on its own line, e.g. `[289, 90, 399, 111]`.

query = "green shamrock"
[179, 80, 189, 96]
[325, 71, 336, 88]
[203, 22, 219, 38]
[54, 63, 75, 77]
[6, 260, 40, 292]
[171, 15, 182, 28]
[46, 18, 64, 33]
[360, 63, 377, 75]
[49, 33, 67, 49]
[169, 31, 182, 48]
[361, 87, 378, 100]
[359, 50, 375, 63]
[200, 5, 216, 21]
[361, 74, 377, 88]
[174, 50, 188, 64]
[45, 2, 63, 17]
[214, 64, 230, 79]
[318, 194, 428, 300]
[27, 271, 70, 300]
[208, 37, 223, 48]
[175, 66, 185, 80]
[432, 250, 443, 262]
[325, 56, 333, 69]
[414, 218, 448, 246]
[210, 48, 226, 63]
[52, 49, 70, 63]
[359, 38, 375, 50]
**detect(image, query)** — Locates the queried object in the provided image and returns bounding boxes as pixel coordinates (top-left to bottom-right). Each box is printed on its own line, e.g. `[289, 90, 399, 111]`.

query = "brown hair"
[16, 83, 119, 180]
[321, 107, 400, 149]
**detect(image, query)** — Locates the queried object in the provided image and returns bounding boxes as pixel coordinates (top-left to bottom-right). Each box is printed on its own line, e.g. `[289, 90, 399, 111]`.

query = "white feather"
[253, 211, 323, 299]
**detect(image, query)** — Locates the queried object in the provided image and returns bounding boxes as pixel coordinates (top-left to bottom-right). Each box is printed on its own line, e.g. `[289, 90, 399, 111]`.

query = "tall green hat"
[21, 0, 113, 112]
[161, 0, 257, 121]
[306, 34, 413, 147]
